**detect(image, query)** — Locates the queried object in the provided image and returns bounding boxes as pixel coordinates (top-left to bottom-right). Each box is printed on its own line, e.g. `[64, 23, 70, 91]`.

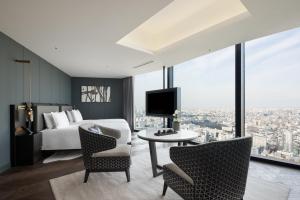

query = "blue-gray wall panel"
[8, 39, 24, 104]
[58, 72, 64, 104]
[51, 68, 59, 103]
[0, 32, 71, 172]
[39, 60, 53, 103]
[24, 49, 40, 103]
[66, 74, 71, 104]
[0, 33, 10, 172]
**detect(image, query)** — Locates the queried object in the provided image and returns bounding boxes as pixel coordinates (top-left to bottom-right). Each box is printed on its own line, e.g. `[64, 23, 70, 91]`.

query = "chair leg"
[162, 182, 168, 196]
[84, 169, 90, 183]
[125, 168, 130, 182]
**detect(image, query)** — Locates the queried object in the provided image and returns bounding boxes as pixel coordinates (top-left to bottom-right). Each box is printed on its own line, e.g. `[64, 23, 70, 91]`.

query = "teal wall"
[0, 32, 71, 172]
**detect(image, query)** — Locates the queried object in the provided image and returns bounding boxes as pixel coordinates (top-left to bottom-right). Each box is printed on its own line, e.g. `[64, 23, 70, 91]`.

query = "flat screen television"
[146, 88, 181, 117]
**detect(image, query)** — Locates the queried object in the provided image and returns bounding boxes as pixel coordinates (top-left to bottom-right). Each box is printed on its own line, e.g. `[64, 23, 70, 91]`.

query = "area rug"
[50, 150, 290, 200]
[43, 151, 82, 164]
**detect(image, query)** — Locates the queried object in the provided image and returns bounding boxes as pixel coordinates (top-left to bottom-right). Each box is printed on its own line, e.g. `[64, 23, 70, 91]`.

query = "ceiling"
[0, 0, 300, 78]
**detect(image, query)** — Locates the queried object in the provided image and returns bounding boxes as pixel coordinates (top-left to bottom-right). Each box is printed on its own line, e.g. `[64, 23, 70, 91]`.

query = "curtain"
[122, 77, 134, 132]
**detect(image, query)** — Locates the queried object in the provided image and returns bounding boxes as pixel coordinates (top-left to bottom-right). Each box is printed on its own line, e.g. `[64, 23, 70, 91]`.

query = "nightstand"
[11, 104, 43, 166]
[15, 132, 42, 166]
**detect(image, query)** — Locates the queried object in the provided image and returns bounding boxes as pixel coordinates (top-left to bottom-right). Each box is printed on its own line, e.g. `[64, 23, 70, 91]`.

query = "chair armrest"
[79, 127, 117, 156]
[169, 145, 203, 182]
[97, 125, 121, 139]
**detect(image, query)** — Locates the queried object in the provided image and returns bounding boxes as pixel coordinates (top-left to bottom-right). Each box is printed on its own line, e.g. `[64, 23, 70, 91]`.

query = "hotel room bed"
[41, 119, 131, 150]
[33, 105, 131, 151]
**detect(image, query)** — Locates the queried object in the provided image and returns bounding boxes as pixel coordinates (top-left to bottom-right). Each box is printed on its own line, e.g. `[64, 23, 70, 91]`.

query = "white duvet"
[41, 119, 131, 150]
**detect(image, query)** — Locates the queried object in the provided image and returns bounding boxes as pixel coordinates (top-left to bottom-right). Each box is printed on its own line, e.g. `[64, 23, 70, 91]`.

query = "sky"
[134, 27, 300, 110]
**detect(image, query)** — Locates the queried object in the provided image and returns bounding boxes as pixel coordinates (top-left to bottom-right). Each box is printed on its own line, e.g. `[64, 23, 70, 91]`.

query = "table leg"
[148, 141, 163, 177]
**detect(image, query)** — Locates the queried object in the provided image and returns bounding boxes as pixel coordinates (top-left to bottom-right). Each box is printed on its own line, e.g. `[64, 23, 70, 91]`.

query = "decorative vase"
[173, 121, 180, 132]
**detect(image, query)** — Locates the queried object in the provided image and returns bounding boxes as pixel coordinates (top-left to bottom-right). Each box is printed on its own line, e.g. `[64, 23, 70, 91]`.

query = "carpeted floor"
[43, 150, 82, 164]
[50, 145, 290, 200]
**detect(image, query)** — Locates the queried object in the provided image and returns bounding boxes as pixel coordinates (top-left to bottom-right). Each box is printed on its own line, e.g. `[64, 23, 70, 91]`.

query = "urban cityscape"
[135, 108, 300, 165]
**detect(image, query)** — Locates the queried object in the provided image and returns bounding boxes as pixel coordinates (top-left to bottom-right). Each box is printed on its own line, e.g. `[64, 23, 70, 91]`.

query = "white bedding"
[41, 119, 131, 150]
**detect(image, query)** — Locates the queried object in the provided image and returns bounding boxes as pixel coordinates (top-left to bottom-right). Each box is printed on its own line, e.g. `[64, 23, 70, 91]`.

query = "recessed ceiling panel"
[117, 0, 248, 53]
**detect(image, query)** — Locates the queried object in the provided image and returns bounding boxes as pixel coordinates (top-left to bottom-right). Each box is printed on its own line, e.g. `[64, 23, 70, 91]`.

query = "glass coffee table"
[137, 129, 199, 177]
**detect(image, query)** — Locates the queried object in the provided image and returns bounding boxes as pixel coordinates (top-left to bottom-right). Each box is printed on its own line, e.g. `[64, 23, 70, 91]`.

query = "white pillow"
[43, 113, 55, 129]
[77, 110, 83, 121]
[75, 110, 83, 122]
[51, 112, 70, 129]
[72, 109, 83, 122]
[66, 110, 74, 123]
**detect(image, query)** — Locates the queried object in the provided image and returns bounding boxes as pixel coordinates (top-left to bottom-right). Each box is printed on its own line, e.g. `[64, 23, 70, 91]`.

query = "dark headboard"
[33, 105, 59, 132]
[60, 105, 73, 112]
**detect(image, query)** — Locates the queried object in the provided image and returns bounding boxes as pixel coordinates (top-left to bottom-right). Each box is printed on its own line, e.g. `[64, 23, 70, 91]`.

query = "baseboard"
[0, 162, 10, 174]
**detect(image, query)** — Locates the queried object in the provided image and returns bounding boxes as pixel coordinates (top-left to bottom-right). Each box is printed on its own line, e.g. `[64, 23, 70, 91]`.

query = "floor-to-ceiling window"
[174, 46, 235, 143]
[134, 69, 164, 129]
[133, 26, 300, 167]
[245, 27, 300, 165]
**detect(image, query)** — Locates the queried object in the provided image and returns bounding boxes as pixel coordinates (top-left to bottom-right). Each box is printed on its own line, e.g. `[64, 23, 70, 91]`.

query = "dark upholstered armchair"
[79, 125, 131, 183]
[162, 137, 252, 200]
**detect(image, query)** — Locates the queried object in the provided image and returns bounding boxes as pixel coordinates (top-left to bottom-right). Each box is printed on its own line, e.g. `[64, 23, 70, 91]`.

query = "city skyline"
[134, 26, 300, 110]
[135, 107, 300, 164]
